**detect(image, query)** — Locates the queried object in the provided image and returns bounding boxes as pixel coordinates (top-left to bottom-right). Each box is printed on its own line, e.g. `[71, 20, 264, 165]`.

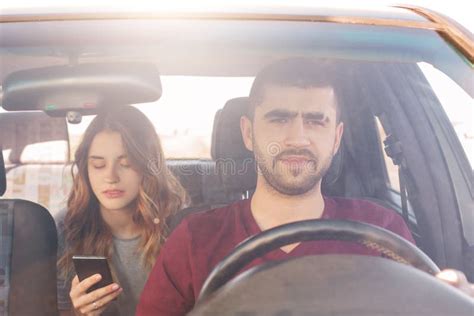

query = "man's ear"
[240, 115, 253, 151]
[333, 122, 344, 154]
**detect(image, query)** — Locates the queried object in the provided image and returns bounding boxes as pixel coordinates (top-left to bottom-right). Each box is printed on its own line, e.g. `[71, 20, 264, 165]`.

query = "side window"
[375, 117, 400, 192]
[1, 113, 72, 216]
[375, 63, 473, 194]
[418, 62, 474, 170]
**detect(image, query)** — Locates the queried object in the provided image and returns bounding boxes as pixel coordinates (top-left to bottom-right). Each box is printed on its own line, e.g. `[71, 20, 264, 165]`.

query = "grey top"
[111, 236, 149, 316]
[56, 215, 149, 316]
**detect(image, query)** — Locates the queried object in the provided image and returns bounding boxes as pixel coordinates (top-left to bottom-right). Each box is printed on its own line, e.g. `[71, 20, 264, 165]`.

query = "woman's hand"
[69, 274, 122, 316]
[436, 269, 474, 298]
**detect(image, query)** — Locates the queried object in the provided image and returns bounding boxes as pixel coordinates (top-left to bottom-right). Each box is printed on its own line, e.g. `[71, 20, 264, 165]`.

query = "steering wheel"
[189, 220, 473, 316]
[198, 219, 439, 301]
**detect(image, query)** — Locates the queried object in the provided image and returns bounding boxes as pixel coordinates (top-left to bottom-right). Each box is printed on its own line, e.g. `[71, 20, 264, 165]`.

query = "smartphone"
[72, 255, 115, 293]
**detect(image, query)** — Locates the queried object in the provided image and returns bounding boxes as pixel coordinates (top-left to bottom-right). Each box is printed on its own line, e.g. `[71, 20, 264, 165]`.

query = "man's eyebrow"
[263, 110, 330, 122]
[263, 109, 298, 119]
[302, 112, 328, 121]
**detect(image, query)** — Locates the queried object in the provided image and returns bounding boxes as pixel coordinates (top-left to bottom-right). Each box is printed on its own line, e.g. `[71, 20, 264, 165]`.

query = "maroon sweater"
[137, 197, 414, 315]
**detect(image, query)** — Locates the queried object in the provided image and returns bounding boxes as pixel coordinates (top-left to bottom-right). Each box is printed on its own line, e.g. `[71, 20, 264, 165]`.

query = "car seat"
[0, 149, 58, 315]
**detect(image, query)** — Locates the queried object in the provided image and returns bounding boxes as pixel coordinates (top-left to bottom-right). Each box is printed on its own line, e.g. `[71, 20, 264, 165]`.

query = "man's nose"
[284, 118, 310, 148]
[104, 164, 120, 184]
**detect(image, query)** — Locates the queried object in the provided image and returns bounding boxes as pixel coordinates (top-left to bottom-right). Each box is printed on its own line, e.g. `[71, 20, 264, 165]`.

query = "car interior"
[0, 150, 58, 315]
[0, 7, 473, 314]
[0, 65, 429, 234]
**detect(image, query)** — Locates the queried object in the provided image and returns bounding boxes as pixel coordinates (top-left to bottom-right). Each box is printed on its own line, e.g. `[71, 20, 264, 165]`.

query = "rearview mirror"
[1, 62, 162, 115]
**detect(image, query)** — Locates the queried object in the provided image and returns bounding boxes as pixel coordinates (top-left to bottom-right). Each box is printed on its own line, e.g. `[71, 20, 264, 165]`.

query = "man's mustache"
[274, 149, 317, 162]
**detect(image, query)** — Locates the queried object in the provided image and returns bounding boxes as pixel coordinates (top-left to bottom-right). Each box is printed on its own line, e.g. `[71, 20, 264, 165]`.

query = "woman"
[56, 105, 188, 315]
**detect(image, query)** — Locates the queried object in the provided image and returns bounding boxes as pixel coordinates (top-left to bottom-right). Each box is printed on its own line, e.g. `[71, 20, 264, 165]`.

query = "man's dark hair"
[248, 58, 344, 122]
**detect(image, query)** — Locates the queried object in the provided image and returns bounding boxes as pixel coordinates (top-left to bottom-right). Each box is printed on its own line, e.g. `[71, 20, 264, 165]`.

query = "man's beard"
[253, 138, 333, 196]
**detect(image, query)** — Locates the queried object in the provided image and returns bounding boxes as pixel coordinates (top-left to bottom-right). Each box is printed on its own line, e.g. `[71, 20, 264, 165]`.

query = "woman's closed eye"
[89, 157, 106, 169]
[119, 158, 131, 168]
[88, 156, 131, 169]
[91, 162, 106, 169]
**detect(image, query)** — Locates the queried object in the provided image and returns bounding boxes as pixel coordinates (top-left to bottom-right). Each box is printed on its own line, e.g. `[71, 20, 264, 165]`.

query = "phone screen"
[72, 256, 115, 293]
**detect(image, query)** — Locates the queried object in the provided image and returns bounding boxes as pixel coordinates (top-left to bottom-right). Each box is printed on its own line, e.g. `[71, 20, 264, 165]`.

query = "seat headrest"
[211, 97, 257, 195]
[0, 112, 69, 165]
[210, 97, 343, 196]
[211, 97, 253, 161]
[0, 149, 6, 196]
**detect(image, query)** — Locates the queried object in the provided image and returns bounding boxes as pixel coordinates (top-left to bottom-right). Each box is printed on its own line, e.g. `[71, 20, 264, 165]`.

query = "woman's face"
[87, 130, 142, 213]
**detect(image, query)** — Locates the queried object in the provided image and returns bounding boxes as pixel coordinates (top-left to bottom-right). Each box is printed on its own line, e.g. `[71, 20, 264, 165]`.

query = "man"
[136, 58, 473, 315]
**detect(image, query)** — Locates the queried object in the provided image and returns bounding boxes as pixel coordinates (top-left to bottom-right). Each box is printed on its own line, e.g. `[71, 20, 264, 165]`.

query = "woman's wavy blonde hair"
[58, 105, 188, 277]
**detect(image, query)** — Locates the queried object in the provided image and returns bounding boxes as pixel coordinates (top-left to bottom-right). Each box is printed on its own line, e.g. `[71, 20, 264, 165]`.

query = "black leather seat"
[0, 150, 58, 315]
[167, 159, 229, 207]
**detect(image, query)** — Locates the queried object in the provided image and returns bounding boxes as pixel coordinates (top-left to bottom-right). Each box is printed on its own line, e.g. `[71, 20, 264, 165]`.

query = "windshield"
[0, 7, 473, 315]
